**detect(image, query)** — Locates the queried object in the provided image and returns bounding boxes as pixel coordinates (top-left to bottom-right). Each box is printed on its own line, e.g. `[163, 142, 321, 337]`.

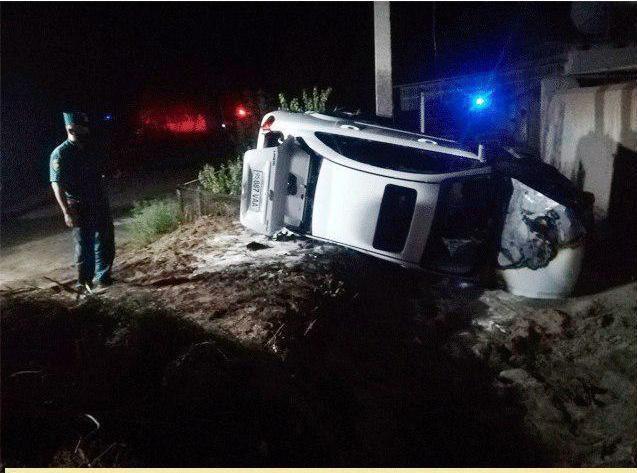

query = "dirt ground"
[1, 212, 635, 467]
[0, 169, 194, 286]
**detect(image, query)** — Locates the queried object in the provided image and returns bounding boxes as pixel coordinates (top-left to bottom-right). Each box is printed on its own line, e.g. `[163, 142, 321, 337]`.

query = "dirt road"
[0, 170, 194, 287]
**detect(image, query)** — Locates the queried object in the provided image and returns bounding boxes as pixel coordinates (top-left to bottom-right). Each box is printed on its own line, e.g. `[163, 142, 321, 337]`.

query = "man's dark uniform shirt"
[49, 139, 107, 204]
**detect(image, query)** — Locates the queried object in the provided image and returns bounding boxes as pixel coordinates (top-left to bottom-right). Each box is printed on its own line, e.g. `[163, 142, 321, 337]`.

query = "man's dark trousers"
[72, 200, 115, 286]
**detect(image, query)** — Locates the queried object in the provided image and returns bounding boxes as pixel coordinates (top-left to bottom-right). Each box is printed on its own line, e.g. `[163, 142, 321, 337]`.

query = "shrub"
[198, 155, 243, 195]
[128, 199, 182, 246]
[278, 86, 333, 113]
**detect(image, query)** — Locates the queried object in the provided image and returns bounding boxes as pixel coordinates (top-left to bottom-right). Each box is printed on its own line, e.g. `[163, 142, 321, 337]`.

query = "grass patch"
[198, 155, 243, 195]
[127, 199, 182, 247]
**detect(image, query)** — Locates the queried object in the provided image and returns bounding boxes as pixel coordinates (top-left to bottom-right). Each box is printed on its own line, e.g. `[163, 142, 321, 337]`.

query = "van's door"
[240, 138, 310, 236]
[283, 144, 311, 229]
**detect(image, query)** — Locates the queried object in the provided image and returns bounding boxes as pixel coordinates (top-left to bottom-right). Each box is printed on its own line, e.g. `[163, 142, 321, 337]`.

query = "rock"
[271, 229, 296, 241]
[247, 241, 271, 251]
[499, 368, 541, 387]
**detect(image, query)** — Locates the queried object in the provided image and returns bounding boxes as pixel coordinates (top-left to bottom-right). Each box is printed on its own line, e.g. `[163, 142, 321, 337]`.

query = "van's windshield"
[315, 132, 484, 174]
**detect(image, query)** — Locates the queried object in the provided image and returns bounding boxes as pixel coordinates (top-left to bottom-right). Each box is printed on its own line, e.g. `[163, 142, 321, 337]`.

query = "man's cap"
[63, 112, 89, 126]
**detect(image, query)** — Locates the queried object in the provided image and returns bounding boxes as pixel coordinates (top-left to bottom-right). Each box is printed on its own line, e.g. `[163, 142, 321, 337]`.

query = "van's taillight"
[261, 116, 275, 131]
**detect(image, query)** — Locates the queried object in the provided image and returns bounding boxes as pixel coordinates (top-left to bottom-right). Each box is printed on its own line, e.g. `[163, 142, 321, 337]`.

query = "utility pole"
[432, 2, 438, 76]
[419, 91, 426, 133]
[374, 1, 393, 118]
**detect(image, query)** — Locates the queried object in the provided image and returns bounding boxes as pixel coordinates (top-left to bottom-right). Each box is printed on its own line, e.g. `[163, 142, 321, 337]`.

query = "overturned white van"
[240, 111, 587, 299]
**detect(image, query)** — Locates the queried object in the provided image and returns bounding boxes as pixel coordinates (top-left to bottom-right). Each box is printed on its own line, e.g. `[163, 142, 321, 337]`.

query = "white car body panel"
[311, 159, 440, 265]
[241, 111, 586, 297]
[243, 111, 490, 266]
[258, 111, 479, 161]
[240, 139, 312, 236]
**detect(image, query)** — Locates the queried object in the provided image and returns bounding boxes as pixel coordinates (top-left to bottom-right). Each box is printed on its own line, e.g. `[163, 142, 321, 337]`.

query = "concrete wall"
[542, 82, 637, 227]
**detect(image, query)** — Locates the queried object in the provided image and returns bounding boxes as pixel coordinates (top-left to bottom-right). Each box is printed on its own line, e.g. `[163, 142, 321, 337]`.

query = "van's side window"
[315, 132, 484, 174]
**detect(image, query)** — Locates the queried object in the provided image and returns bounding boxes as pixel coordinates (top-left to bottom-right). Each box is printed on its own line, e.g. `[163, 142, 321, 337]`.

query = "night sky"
[1, 1, 630, 210]
[1, 1, 584, 115]
[1, 2, 376, 113]
[1, 2, 377, 208]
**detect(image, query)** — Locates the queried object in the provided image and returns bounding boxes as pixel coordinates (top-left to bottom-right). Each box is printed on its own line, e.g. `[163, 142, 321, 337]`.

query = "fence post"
[194, 187, 202, 219]
[176, 188, 184, 216]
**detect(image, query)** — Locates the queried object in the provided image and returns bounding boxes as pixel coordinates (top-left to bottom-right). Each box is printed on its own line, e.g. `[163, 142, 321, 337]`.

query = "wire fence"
[175, 181, 240, 222]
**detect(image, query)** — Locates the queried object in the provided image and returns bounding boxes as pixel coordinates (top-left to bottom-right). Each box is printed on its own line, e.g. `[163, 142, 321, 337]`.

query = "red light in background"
[165, 114, 207, 133]
[235, 106, 248, 119]
[141, 108, 209, 134]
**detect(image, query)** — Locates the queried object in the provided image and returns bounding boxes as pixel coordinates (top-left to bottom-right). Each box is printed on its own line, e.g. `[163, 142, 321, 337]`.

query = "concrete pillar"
[374, 1, 393, 118]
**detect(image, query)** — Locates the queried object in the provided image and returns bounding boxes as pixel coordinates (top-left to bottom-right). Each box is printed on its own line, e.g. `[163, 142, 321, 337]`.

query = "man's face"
[67, 124, 90, 141]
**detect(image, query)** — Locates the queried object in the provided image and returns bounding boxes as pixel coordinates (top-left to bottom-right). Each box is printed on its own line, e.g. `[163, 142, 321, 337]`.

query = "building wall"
[542, 82, 637, 225]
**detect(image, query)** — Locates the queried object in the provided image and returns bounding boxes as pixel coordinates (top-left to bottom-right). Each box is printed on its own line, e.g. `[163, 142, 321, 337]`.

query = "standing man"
[50, 112, 114, 291]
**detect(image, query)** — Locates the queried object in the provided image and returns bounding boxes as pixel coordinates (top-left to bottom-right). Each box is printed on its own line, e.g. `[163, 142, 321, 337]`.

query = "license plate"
[250, 170, 263, 211]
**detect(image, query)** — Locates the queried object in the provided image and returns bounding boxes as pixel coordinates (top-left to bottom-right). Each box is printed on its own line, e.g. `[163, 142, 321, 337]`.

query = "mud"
[1, 214, 635, 467]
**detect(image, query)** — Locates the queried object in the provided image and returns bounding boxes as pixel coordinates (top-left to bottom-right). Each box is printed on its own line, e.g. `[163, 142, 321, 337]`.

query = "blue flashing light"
[472, 94, 490, 109]
[468, 92, 492, 112]
[103, 113, 113, 121]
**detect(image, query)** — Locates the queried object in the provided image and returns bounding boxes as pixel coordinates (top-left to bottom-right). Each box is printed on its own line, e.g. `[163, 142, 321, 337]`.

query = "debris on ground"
[2, 212, 635, 467]
[246, 241, 272, 251]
